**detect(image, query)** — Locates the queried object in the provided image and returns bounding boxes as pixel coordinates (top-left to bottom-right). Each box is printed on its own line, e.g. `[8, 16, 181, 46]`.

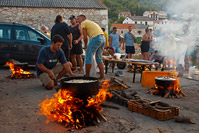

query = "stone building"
[123, 16, 154, 29]
[143, 11, 167, 20]
[0, 0, 108, 31]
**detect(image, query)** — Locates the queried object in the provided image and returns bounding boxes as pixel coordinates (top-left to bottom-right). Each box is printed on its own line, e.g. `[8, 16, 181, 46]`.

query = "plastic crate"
[141, 71, 171, 87]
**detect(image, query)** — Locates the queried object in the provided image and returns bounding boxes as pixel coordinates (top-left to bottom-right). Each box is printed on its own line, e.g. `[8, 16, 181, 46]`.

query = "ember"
[147, 75, 185, 98]
[6, 62, 34, 79]
[38, 81, 112, 129]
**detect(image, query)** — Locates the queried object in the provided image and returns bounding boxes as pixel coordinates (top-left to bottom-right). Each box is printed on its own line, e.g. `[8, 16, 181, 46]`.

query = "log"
[111, 76, 123, 82]
[101, 104, 120, 110]
[130, 91, 138, 97]
[121, 91, 134, 99]
[164, 91, 170, 98]
[113, 79, 129, 89]
[149, 100, 161, 105]
[98, 112, 107, 122]
[180, 91, 186, 97]
[174, 116, 195, 124]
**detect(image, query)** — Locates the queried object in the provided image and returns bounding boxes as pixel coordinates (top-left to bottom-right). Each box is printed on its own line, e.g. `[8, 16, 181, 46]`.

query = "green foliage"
[102, 0, 168, 21]
[116, 16, 125, 23]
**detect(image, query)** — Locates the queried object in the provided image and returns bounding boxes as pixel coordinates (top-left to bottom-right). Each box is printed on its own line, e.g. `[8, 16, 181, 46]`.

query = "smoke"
[153, 0, 199, 67]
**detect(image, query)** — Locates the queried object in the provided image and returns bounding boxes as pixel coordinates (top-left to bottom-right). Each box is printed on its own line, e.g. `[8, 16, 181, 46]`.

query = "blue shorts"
[85, 34, 105, 64]
[126, 46, 135, 54]
[112, 47, 120, 53]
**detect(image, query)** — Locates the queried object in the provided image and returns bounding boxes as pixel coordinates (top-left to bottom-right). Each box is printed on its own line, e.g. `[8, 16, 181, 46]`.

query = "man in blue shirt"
[36, 35, 75, 90]
[123, 26, 136, 59]
[109, 27, 123, 53]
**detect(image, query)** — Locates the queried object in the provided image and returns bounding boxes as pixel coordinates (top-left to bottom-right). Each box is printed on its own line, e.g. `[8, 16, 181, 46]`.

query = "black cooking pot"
[155, 76, 176, 87]
[60, 77, 99, 98]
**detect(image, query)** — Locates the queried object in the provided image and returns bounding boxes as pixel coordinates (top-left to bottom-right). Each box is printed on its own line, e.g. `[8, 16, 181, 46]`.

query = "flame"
[6, 62, 33, 78]
[38, 80, 112, 129]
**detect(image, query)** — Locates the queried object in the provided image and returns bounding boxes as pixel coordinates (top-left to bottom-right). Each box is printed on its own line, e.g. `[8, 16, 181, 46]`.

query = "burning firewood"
[147, 76, 185, 98]
[6, 62, 34, 79]
[38, 81, 111, 130]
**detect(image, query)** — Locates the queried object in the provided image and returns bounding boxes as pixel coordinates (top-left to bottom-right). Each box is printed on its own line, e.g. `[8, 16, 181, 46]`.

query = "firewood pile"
[128, 99, 180, 121]
[108, 76, 131, 90]
[146, 86, 186, 98]
[107, 90, 140, 107]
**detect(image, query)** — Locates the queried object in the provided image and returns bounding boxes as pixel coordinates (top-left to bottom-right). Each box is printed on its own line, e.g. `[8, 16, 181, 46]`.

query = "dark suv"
[0, 22, 51, 65]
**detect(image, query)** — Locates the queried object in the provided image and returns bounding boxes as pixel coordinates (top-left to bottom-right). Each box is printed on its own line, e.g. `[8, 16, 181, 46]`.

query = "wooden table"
[103, 57, 157, 83]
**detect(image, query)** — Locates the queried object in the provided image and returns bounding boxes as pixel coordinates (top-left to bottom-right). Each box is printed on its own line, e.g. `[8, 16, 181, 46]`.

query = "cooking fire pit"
[147, 76, 185, 98]
[39, 79, 111, 130]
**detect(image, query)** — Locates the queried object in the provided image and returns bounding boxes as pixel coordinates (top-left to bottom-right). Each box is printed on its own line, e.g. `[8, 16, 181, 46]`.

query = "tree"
[116, 16, 125, 23]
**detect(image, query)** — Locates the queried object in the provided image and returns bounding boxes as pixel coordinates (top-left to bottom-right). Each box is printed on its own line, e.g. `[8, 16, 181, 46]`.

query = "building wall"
[123, 18, 154, 26]
[0, 7, 108, 32]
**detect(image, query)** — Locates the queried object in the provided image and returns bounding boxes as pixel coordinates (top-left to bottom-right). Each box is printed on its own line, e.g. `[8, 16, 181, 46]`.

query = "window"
[145, 22, 148, 25]
[15, 26, 41, 42]
[0, 25, 11, 39]
[28, 30, 40, 42]
[15, 27, 28, 41]
[135, 21, 137, 24]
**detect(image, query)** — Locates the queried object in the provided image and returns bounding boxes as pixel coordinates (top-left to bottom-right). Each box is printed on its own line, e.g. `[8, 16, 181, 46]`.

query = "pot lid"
[155, 76, 176, 81]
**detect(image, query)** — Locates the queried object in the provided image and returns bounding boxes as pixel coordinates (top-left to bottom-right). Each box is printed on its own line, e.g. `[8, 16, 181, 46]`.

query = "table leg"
[104, 60, 109, 74]
[112, 61, 115, 73]
[133, 65, 137, 83]
[140, 65, 146, 82]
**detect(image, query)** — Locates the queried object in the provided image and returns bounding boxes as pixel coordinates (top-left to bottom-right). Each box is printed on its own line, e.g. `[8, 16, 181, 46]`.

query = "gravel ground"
[0, 66, 199, 133]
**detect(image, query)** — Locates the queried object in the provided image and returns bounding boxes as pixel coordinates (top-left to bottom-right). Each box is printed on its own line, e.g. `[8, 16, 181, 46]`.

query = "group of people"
[107, 26, 137, 60]
[36, 15, 106, 90]
[107, 26, 165, 70]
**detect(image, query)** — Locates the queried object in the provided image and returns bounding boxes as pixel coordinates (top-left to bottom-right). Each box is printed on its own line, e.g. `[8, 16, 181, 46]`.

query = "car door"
[13, 26, 45, 64]
[0, 24, 14, 65]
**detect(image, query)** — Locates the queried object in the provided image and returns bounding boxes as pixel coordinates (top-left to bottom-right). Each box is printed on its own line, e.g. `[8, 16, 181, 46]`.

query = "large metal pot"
[60, 77, 99, 98]
[155, 76, 176, 87]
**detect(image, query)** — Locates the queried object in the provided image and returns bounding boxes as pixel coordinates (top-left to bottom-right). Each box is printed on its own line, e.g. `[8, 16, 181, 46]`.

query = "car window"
[0, 25, 11, 39]
[15, 26, 42, 43]
[15, 27, 28, 41]
[27, 30, 41, 42]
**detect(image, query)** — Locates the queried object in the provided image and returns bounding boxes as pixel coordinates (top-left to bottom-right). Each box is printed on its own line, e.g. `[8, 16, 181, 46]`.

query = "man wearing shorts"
[109, 27, 122, 53]
[123, 26, 137, 59]
[36, 35, 75, 90]
[69, 15, 84, 73]
[77, 15, 105, 79]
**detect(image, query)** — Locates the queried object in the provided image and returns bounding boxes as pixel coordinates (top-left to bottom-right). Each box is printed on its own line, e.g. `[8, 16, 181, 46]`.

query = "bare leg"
[77, 54, 84, 73]
[45, 80, 54, 90]
[86, 64, 92, 77]
[71, 54, 78, 72]
[98, 62, 105, 79]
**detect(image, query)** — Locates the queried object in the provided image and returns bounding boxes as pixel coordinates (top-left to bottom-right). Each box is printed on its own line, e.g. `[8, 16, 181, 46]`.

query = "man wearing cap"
[51, 15, 72, 61]
[69, 15, 84, 73]
[77, 15, 105, 80]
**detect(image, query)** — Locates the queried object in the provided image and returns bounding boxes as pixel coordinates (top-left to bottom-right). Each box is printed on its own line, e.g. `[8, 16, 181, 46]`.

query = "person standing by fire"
[141, 28, 151, 60]
[109, 27, 123, 53]
[123, 25, 137, 59]
[69, 15, 84, 74]
[36, 35, 75, 90]
[51, 15, 72, 61]
[77, 15, 105, 80]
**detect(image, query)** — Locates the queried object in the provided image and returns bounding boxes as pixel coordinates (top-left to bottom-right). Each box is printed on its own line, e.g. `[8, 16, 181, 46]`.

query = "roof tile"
[0, 0, 107, 9]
